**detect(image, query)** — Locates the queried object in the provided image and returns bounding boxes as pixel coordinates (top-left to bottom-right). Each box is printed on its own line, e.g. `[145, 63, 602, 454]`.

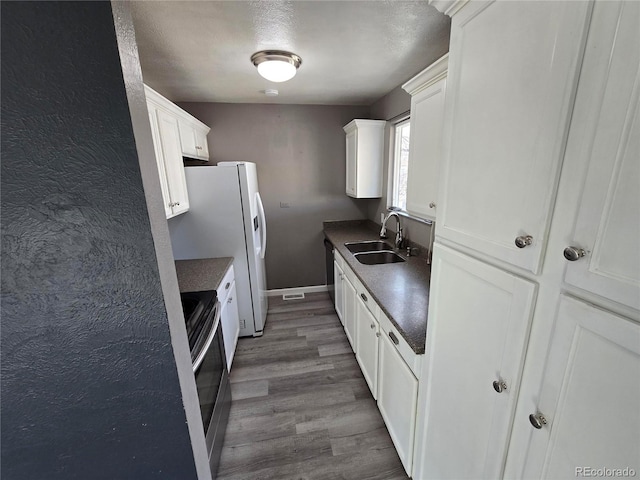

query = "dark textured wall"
[175, 102, 372, 290]
[1, 2, 197, 479]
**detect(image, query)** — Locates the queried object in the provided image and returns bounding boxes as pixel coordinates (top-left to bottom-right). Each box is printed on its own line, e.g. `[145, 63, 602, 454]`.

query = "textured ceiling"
[129, 1, 450, 105]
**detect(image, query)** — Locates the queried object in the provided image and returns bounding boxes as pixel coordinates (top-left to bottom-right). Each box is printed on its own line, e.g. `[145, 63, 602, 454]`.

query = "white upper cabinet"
[343, 119, 386, 198]
[559, 0, 640, 311]
[145, 85, 211, 219]
[155, 109, 190, 217]
[437, 1, 592, 273]
[178, 118, 210, 161]
[402, 54, 448, 220]
[147, 109, 172, 218]
[147, 99, 190, 219]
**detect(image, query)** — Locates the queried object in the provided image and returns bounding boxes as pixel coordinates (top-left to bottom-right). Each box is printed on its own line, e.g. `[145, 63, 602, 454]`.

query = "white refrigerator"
[169, 162, 268, 337]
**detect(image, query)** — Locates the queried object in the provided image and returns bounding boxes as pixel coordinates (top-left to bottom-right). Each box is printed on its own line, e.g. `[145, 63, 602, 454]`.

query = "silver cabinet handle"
[360, 293, 368, 302]
[225, 282, 231, 290]
[375, 332, 380, 338]
[429, 202, 436, 208]
[370, 323, 375, 330]
[529, 412, 547, 429]
[515, 235, 533, 248]
[174, 202, 180, 206]
[493, 380, 507, 393]
[196, 146, 202, 150]
[563, 246, 586, 262]
[227, 297, 233, 304]
[389, 331, 399, 345]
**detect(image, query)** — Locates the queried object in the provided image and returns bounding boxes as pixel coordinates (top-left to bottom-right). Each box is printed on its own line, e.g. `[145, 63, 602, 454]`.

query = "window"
[390, 118, 411, 211]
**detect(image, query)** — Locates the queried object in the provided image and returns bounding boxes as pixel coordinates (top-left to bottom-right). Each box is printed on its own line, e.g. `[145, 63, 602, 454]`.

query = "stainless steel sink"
[354, 250, 406, 265]
[345, 240, 393, 253]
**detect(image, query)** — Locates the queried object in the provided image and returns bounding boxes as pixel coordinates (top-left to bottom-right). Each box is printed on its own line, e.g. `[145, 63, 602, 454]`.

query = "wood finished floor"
[216, 292, 408, 480]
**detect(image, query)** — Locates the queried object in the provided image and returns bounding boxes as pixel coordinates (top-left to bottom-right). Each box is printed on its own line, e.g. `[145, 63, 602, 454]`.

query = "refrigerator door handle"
[256, 192, 267, 259]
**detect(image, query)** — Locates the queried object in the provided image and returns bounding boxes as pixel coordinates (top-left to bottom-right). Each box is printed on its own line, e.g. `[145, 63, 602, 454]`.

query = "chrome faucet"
[380, 212, 404, 250]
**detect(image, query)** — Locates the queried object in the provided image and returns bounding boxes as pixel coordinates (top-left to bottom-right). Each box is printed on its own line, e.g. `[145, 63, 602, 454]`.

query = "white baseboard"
[267, 285, 328, 297]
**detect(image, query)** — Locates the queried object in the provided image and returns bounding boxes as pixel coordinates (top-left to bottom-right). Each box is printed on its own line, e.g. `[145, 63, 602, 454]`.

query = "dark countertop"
[174, 257, 234, 293]
[323, 220, 430, 354]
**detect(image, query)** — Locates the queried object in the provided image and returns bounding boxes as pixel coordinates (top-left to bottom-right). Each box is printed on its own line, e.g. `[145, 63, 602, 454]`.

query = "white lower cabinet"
[342, 273, 357, 352]
[333, 251, 420, 478]
[517, 295, 640, 479]
[355, 294, 379, 399]
[413, 244, 537, 480]
[378, 330, 419, 476]
[217, 266, 239, 371]
[333, 260, 344, 325]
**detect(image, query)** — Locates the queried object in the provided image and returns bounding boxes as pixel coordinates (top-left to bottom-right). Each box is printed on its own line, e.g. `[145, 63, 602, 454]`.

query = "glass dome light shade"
[257, 60, 297, 83]
[251, 51, 302, 83]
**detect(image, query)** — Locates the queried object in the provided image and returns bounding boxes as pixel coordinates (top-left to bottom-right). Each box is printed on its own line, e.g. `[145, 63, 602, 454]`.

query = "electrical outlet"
[280, 202, 290, 208]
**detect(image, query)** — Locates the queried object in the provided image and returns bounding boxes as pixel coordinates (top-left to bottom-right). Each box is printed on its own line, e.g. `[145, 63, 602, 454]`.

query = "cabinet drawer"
[378, 310, 422, 378]
[217, 265, 235, 304]
[354, 280, 379, 319]
[340, 260, 379, 319]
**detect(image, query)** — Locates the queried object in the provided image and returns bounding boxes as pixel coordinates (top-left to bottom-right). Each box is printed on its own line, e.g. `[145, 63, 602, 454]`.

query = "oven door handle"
[192, 302, 221, 373]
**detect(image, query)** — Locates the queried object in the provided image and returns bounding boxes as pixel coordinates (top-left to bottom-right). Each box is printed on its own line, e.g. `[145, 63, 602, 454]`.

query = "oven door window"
[195, 331, 224, 431]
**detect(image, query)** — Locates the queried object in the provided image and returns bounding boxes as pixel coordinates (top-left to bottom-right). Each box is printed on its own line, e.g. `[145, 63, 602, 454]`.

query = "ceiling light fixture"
[251, 50, 302, 83]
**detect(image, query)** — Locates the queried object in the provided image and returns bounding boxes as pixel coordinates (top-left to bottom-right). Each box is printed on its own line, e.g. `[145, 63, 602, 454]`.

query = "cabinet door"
[438, 1, 592, 273]
[156, 110, 189, 217]
[179, 120, 209, 161]
[342, 274, 357, 352]
[414, 244, 536, 479]
[178, 119, 198, 159]
[345, 129, 357, 197]
[378, 329, 418, 476]
[147, 108, 172, 218]
[517, 295, 640, 478]
[194, 127, 209, 160]
[406, 77, 446, 220]
[334, 261, 344, 325]
[220, 281, 239, 371]
[355, 294, 379, 399]
[561, 0, 640, 311]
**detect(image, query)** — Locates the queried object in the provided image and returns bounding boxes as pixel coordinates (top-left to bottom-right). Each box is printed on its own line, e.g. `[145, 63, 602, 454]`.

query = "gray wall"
[177, 103, 371, 290]
[368, 86, 434, 248]
[1, 2, 198, 478]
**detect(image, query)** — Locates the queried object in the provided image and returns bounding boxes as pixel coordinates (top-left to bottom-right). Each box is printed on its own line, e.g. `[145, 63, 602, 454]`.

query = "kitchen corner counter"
[174, 257, 234, 293]
[323, 220, 431, 355]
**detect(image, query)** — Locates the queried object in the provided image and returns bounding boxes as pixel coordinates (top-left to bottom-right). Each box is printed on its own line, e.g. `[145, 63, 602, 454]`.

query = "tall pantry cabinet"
[414, 1, 640, 479]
